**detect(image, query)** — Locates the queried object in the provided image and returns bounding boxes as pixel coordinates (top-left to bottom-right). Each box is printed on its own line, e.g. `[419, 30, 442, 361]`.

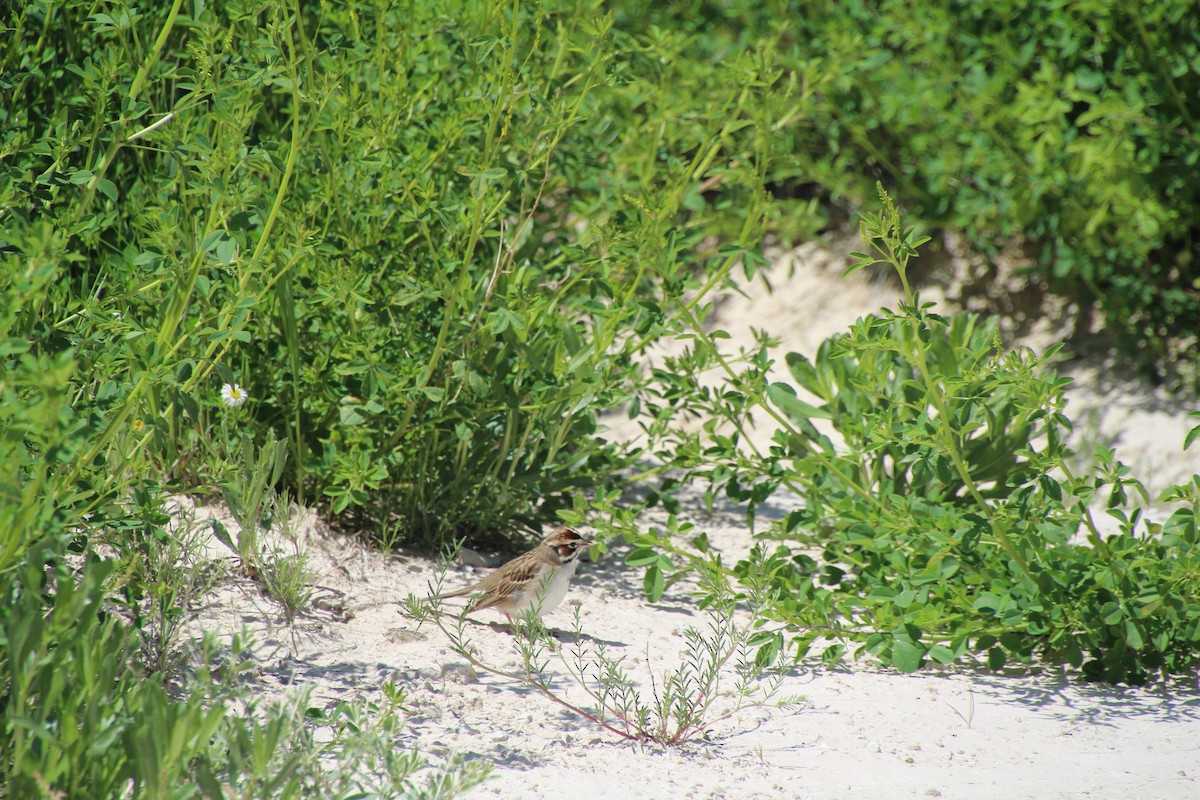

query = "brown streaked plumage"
[436, 526, 593, 621]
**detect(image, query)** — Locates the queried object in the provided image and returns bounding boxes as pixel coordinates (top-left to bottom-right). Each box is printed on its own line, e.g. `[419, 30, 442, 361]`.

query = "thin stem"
[424, 607, 646, 742]
[81, 0, 184, 213]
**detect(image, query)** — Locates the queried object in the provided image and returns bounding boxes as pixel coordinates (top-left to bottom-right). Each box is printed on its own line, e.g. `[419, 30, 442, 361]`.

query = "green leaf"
[891, 640, 924, 672]
[1185, 422, 1200, 451]
[766, 382, 832, 421]
[209, 519, 235, 553]
[644, 565, 665, 602]
[927, 644, 957, 665]
[625, 547, 660, 567]
[0, 338, 30, 356]
[987, 647, 1007, 670]
[748, 630, 785, 668]
[783, 351, 822, 393]
[1124, 620, 1144, 650]
[842, 252, 874, 278]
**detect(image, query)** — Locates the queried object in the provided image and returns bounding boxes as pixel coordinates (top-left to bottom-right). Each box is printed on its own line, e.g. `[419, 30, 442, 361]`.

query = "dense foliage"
[635, 0, 1200, 380]
[3, 1, 1199, 794]
[2, 0, 788, 548]
[2, 0, 780, 794]
[615, 192, 1200, 684]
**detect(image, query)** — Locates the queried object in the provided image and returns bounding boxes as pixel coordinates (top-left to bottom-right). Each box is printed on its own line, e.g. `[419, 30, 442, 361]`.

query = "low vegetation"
[601, 191, 1200, 685]
[3, 0, 1198, 796]
[408, 554, 801, 746]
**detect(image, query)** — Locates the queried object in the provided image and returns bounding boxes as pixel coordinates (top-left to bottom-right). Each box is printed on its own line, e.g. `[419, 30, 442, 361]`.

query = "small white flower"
[221, 383, 248, 408]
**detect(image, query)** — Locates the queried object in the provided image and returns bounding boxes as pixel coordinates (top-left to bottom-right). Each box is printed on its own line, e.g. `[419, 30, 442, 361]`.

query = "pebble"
[440, 662, 480, 684]
[456, 548, 496, 568]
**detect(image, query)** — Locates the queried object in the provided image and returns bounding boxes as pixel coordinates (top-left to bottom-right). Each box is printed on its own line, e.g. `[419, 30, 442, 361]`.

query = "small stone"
[456, 548, 496, 568]
[440, 662, 479, 684]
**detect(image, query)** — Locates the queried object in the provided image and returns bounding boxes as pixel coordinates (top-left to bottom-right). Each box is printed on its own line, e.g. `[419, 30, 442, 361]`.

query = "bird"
[434, 526, 594, 622]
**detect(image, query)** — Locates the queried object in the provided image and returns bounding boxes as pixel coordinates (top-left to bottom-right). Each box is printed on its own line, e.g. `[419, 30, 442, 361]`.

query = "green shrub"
[250, 1, 792, 544]
[622, 191, 1200, 683]
[0, 1, 788, 793]
[0, 537, 486, 797]
[613, 0, 1200, 380]
[0, 545, 225, 799]
[2, 1, 798, 790]
[2, 0, 794, 548]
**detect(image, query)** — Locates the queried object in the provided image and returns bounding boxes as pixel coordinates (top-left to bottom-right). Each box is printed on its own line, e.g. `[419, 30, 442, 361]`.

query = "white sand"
[182, 233, 1200, 798]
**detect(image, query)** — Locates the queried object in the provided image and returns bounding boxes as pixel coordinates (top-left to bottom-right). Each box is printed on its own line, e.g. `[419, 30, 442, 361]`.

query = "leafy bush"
[260, 1, 794, 544]
[0, 545, 224, 798]
[7, 12, 1196, 800]
[615, 0, 1200, 380]
[0, 299, 479, 798]
[620, 190, 1200, 683]
[0, 536, 485, 797]
[0, 1, 799, 794]
[2, 0, 796, 549]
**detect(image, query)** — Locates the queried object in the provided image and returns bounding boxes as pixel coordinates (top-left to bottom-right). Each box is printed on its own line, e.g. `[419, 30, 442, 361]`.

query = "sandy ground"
[180, 233, 1200, 799]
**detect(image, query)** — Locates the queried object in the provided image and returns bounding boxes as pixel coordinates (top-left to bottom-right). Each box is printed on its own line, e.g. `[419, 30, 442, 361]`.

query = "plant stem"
[81, 0, 184, 214]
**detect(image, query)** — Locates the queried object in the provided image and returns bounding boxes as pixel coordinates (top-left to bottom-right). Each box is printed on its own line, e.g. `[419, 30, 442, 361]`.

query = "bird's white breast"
[514, 560, 579, 617]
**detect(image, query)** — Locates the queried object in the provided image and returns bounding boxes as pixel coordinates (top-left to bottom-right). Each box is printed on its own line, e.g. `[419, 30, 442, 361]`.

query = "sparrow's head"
[540, 526, 593, 564]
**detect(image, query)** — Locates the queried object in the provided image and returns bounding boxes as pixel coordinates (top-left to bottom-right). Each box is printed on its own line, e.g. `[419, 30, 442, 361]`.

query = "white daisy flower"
[221, 383, 248, 408]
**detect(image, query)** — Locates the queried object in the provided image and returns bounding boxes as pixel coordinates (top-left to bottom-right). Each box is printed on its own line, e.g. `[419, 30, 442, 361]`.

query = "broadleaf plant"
[624, 186, 1200, 684]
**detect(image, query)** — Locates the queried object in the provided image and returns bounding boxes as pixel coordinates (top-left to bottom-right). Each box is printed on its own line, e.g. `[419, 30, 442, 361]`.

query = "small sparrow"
[436, 526, 594, 622]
